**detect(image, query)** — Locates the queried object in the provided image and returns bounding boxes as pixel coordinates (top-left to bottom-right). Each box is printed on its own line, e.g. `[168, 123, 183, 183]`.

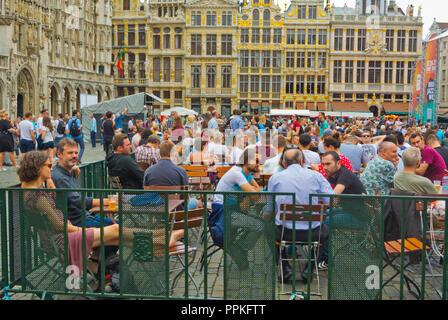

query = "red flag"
[116, 50, 123, 76]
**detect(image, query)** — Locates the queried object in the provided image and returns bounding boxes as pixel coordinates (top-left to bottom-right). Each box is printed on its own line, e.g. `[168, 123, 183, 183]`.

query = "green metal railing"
[311, 193, 448, 300]
[0, 187, 293, 300]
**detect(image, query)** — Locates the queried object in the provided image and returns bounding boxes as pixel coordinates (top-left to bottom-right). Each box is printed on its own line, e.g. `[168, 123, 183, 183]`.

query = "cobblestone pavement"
[4, 232, 446, 300]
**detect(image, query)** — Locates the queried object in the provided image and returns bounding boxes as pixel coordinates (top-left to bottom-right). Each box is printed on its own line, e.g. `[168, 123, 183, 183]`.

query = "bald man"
[267, 148, 334, 282]
[360, 141, 399, 195]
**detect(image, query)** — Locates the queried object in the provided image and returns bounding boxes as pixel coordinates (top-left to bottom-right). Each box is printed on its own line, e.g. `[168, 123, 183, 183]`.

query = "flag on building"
[116, 50, 123, 76]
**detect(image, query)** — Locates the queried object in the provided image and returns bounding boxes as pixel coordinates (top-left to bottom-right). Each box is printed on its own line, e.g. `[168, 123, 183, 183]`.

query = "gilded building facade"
[329, 0, 423, 116]
[237, 0, 284, 114]
[185, 0, 239, 116]
[283, 0, 330, 111]
[0, 0, 114, 120]
[111, 0, 423, 116]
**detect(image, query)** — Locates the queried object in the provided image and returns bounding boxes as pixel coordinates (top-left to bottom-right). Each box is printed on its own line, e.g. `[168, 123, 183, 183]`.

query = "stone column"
[57, 99, 63, 114]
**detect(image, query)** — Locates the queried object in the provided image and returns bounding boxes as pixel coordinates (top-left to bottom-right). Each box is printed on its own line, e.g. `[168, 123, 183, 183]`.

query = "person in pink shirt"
[409, 133, 447, 183]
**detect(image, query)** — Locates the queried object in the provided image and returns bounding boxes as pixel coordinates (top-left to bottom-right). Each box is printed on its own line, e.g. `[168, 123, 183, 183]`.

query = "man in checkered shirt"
[135, 134, 161, 167]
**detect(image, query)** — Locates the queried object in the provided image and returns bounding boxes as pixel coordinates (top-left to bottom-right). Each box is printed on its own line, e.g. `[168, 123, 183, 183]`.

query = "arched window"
[263, 9, 270, 26]
[253, 9, 259, 26]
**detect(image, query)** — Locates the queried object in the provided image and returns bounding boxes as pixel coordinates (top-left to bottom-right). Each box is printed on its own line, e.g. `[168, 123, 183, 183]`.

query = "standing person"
[54, 113, 67, 148]
[102, 111, 116, 156]
[127, 117, 135, 133]
[36, 109, 49, 131]
[114, 107, 128, 133]
[166, 111, 177, 129]
[230, 109, 245, 136]
[208, 110, 219, 131]
[319, 113, 329, 137]
[18, 111, 36, 154]
[90, 113, 97, 148]
[290, 115, 303, 135]
[39, 116, 56, 166]
[99, 113, 106, 146]
[0, 110, 18, 171]
[67, 110, 85, 163]
[170, 115, 185, 144]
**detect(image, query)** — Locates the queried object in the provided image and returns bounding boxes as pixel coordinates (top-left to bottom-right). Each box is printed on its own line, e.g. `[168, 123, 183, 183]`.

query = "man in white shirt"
[18, 111, 36, 153]
[298, 134, 320, 167]
[263, 135, 287, 174]
[36, 109, 49, 131]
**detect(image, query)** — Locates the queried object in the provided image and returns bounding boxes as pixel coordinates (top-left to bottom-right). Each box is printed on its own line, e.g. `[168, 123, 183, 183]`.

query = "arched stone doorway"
[16, 68, 35, 117]
[50, 85, 59, 117]
[97, 89, 102, 103]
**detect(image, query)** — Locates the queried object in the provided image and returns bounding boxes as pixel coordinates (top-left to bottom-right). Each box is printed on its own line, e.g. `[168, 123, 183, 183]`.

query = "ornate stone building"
[283, 0, 330, 111]
[185, 0, 239, 117]
[0, 0, 114, 120]
[328, 0, 423, 116]
[237, 0, 284, 114]
[111, 0, 423, 115]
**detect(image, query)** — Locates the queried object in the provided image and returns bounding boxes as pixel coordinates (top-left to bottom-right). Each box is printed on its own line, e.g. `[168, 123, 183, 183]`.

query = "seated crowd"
[16, 109, 448, 285]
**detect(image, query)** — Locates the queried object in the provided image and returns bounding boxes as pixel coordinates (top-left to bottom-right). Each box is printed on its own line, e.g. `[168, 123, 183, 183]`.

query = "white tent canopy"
[269, 109, 311, 117]
[161, 107, 198, 116]
[80, 93, 165, 142]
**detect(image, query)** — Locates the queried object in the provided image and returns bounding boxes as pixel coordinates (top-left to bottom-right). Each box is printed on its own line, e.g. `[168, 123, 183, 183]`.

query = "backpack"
[56, 120, 65, 135]
[69, 119, 80, 137]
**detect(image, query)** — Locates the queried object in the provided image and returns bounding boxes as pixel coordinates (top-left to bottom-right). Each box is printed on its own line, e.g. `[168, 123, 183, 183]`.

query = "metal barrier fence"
[0, 187, 294, 300]
[312, 193, 448, 300]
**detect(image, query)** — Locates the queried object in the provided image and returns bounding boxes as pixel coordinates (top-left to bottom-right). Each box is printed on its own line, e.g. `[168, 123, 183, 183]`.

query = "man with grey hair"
[361, 141, 399, 195]
[393, 147, 438, 194]
[267, 148, 334, 282]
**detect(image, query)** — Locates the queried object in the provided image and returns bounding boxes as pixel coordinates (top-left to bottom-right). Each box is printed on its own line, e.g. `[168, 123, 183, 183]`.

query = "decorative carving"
[366, 30, 387, 55]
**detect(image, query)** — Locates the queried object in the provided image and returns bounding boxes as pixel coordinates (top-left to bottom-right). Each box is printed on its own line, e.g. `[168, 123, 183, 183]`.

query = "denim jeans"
[90, 131, 96, 148]
[74, 137, 85, 160]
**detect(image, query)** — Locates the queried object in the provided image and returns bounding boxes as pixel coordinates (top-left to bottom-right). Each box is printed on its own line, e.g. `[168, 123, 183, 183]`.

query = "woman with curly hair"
[18, 151, 184, 272]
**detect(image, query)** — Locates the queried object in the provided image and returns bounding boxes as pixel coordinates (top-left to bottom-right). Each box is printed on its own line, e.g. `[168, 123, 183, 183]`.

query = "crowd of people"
[8, 106, 448, 286]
